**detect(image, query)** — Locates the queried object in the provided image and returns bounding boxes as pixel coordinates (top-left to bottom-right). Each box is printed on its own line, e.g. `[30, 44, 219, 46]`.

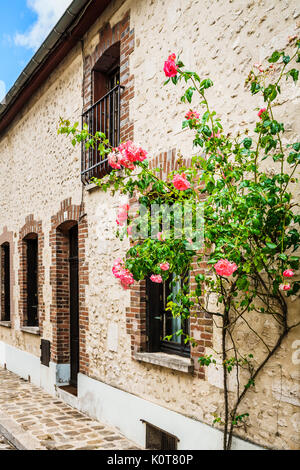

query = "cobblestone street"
[0, 368, 140, 450]
[0, 434, 15, 450]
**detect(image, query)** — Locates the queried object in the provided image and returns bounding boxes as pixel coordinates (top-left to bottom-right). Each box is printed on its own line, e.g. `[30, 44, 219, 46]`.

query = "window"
[147, 274, 190, 357]
[82, 42, 123, 183]
[25, 236, 38, 327]
[144, 421, 178, 450]
[0, 242, 10, 322]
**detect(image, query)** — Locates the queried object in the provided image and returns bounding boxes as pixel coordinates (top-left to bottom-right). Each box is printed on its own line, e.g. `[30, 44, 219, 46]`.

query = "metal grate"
[81, 84, 124, 184]
[142, 420, 179, 450]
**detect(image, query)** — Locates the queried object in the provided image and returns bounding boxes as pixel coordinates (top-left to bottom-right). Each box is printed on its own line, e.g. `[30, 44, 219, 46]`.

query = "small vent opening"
[143, 420, 178, 450]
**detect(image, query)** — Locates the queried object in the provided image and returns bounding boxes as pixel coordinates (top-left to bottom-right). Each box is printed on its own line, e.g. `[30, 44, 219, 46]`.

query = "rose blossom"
[127, 226, 132, 236]
[108, 150, 121, 169]
[150, 274, 163, 283]
[160, 262, 170, 271]
[185, 110, 200, 120]
[119, 141, 148, 163]
[214, 259, 238, 277]
[258, 108, 267, 119]
[112, 258, 134, 289]
[109, 141, 148, 170]
[279, 283, 291, 291]
[283, 269, 294, 278]
[163, 54, 178, 77]
[173, 173, 191, 191]
[116, 204, 129, 226]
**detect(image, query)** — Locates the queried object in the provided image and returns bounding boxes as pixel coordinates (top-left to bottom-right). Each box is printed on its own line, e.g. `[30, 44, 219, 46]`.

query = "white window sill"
[133, 352, 193, 374]
[20, 326, 40, 335]
[0, 321, 11, 328]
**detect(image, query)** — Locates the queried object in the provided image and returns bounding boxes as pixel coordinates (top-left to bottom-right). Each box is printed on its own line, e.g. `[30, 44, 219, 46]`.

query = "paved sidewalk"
[0, 368, 140, 450]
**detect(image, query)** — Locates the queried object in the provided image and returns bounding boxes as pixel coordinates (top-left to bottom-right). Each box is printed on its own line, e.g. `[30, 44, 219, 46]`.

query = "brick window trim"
[18, 215, 45, 334]
[49, 198, 89, 376]
[83, 11, 135, 143]
[0, 227, 15, 326]
[125, 150, 212, 379]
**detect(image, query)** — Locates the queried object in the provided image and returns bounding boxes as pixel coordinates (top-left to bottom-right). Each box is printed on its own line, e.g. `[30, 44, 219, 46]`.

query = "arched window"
[82, 42, 123, 182]
[24, 234, 38, 327]
[0, 242, 10, 322]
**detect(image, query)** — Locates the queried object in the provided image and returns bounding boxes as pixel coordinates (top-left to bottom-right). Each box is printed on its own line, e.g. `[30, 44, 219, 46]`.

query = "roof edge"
[0, 0, 111, 136]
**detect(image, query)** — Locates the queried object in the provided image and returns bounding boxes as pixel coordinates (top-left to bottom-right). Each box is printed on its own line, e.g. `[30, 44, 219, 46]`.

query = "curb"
[0, 412, 46, 450]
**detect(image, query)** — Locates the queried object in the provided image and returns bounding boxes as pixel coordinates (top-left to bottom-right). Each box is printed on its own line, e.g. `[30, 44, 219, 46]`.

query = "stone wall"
[0, 0, 299, 450]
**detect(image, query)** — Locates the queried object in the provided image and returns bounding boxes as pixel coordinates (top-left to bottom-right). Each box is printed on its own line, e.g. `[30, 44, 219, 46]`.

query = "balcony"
[81, 84, 124, 184]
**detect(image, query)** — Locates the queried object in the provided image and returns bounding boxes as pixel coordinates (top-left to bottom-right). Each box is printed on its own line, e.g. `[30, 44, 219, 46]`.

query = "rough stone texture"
[0, 368, 139, 450]
[0, 0, 299, 451]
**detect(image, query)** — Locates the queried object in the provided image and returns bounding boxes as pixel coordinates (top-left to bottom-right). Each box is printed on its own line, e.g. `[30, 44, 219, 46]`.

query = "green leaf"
[268, 51, 281, 63]
[287, 69, 299, 83]
[243, 137, 252, 149]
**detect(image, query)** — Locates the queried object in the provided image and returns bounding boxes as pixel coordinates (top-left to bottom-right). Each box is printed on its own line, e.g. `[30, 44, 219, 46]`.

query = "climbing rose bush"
[58, 37, 300, 450]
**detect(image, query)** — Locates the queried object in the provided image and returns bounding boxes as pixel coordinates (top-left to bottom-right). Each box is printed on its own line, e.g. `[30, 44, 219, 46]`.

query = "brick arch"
[83, 12, 135, 142]
[49, 198, 89, 377]
[18, 215, 45, 332]
[0, 227, 15, 326]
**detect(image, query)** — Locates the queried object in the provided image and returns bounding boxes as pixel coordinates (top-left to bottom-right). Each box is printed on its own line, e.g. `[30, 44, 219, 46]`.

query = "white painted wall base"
[0, 341, 263, 450]
[0, 341, 67, 395]
[77, 373, 262, 450]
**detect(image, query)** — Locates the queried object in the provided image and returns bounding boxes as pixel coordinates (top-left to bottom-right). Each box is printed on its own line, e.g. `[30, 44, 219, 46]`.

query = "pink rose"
[160, 262, 170, 271]
[112, 258, 134, 289]
[164, 59, 178, 77]
[168, 53, 176, 61]
[279, 283, 291, 291]
[150, 274, 163, 283]
[283, 269, 294, 278]
[157, 232, 166, 241]
[116, 204, 129, 226]
[173, 173, 191, 191]
[258, 108, 267, 119]
[214, 259, 238, 277]
[127, 226, 132, 236]
[185, 110, 200, 120]
[108, 150, 122, 169]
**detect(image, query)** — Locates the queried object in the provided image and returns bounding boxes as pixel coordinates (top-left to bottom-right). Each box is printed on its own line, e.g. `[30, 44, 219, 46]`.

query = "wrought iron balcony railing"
[81, 84, 124, 184]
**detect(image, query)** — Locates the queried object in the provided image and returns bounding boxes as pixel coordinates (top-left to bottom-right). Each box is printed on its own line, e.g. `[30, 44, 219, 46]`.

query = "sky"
[0, 0, 72, 102]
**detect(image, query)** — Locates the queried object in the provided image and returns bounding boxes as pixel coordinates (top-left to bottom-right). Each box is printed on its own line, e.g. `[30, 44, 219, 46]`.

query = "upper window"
[147, 274, 190, 357]
[82, 42, 123, 183]
[0, 242, 10, 322]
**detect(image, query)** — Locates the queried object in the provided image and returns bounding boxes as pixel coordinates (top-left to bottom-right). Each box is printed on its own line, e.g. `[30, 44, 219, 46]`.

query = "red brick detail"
[83, 12, 135, 142]
[0, 227, 15, 326]
[49, 199, 89, 376]
[18, 216, 45, 333]
[126, 151, 212, 379]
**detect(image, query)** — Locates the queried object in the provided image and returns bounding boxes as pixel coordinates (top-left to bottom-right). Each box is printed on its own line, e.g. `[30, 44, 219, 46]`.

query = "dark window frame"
[146, 275, 190, 357]
[24, 235, 39, 327]
[1, 242, 10, 322]
[81, 44, 123, 183]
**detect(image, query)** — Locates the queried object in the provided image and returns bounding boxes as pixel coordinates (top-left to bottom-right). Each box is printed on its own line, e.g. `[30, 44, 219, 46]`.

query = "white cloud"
[0, 80, 6, 103]
[14, 0, 72, 50]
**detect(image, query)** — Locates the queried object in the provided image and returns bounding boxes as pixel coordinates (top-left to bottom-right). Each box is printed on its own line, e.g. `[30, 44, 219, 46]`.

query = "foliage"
[59, 37, 300, 450]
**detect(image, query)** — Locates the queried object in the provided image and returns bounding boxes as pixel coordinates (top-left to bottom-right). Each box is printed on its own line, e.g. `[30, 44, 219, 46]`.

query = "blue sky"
[0, 0, 71, 102]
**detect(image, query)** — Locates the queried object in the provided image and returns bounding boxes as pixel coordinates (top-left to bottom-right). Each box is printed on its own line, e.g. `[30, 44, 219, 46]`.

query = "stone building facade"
[0, 0, 299, 450]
